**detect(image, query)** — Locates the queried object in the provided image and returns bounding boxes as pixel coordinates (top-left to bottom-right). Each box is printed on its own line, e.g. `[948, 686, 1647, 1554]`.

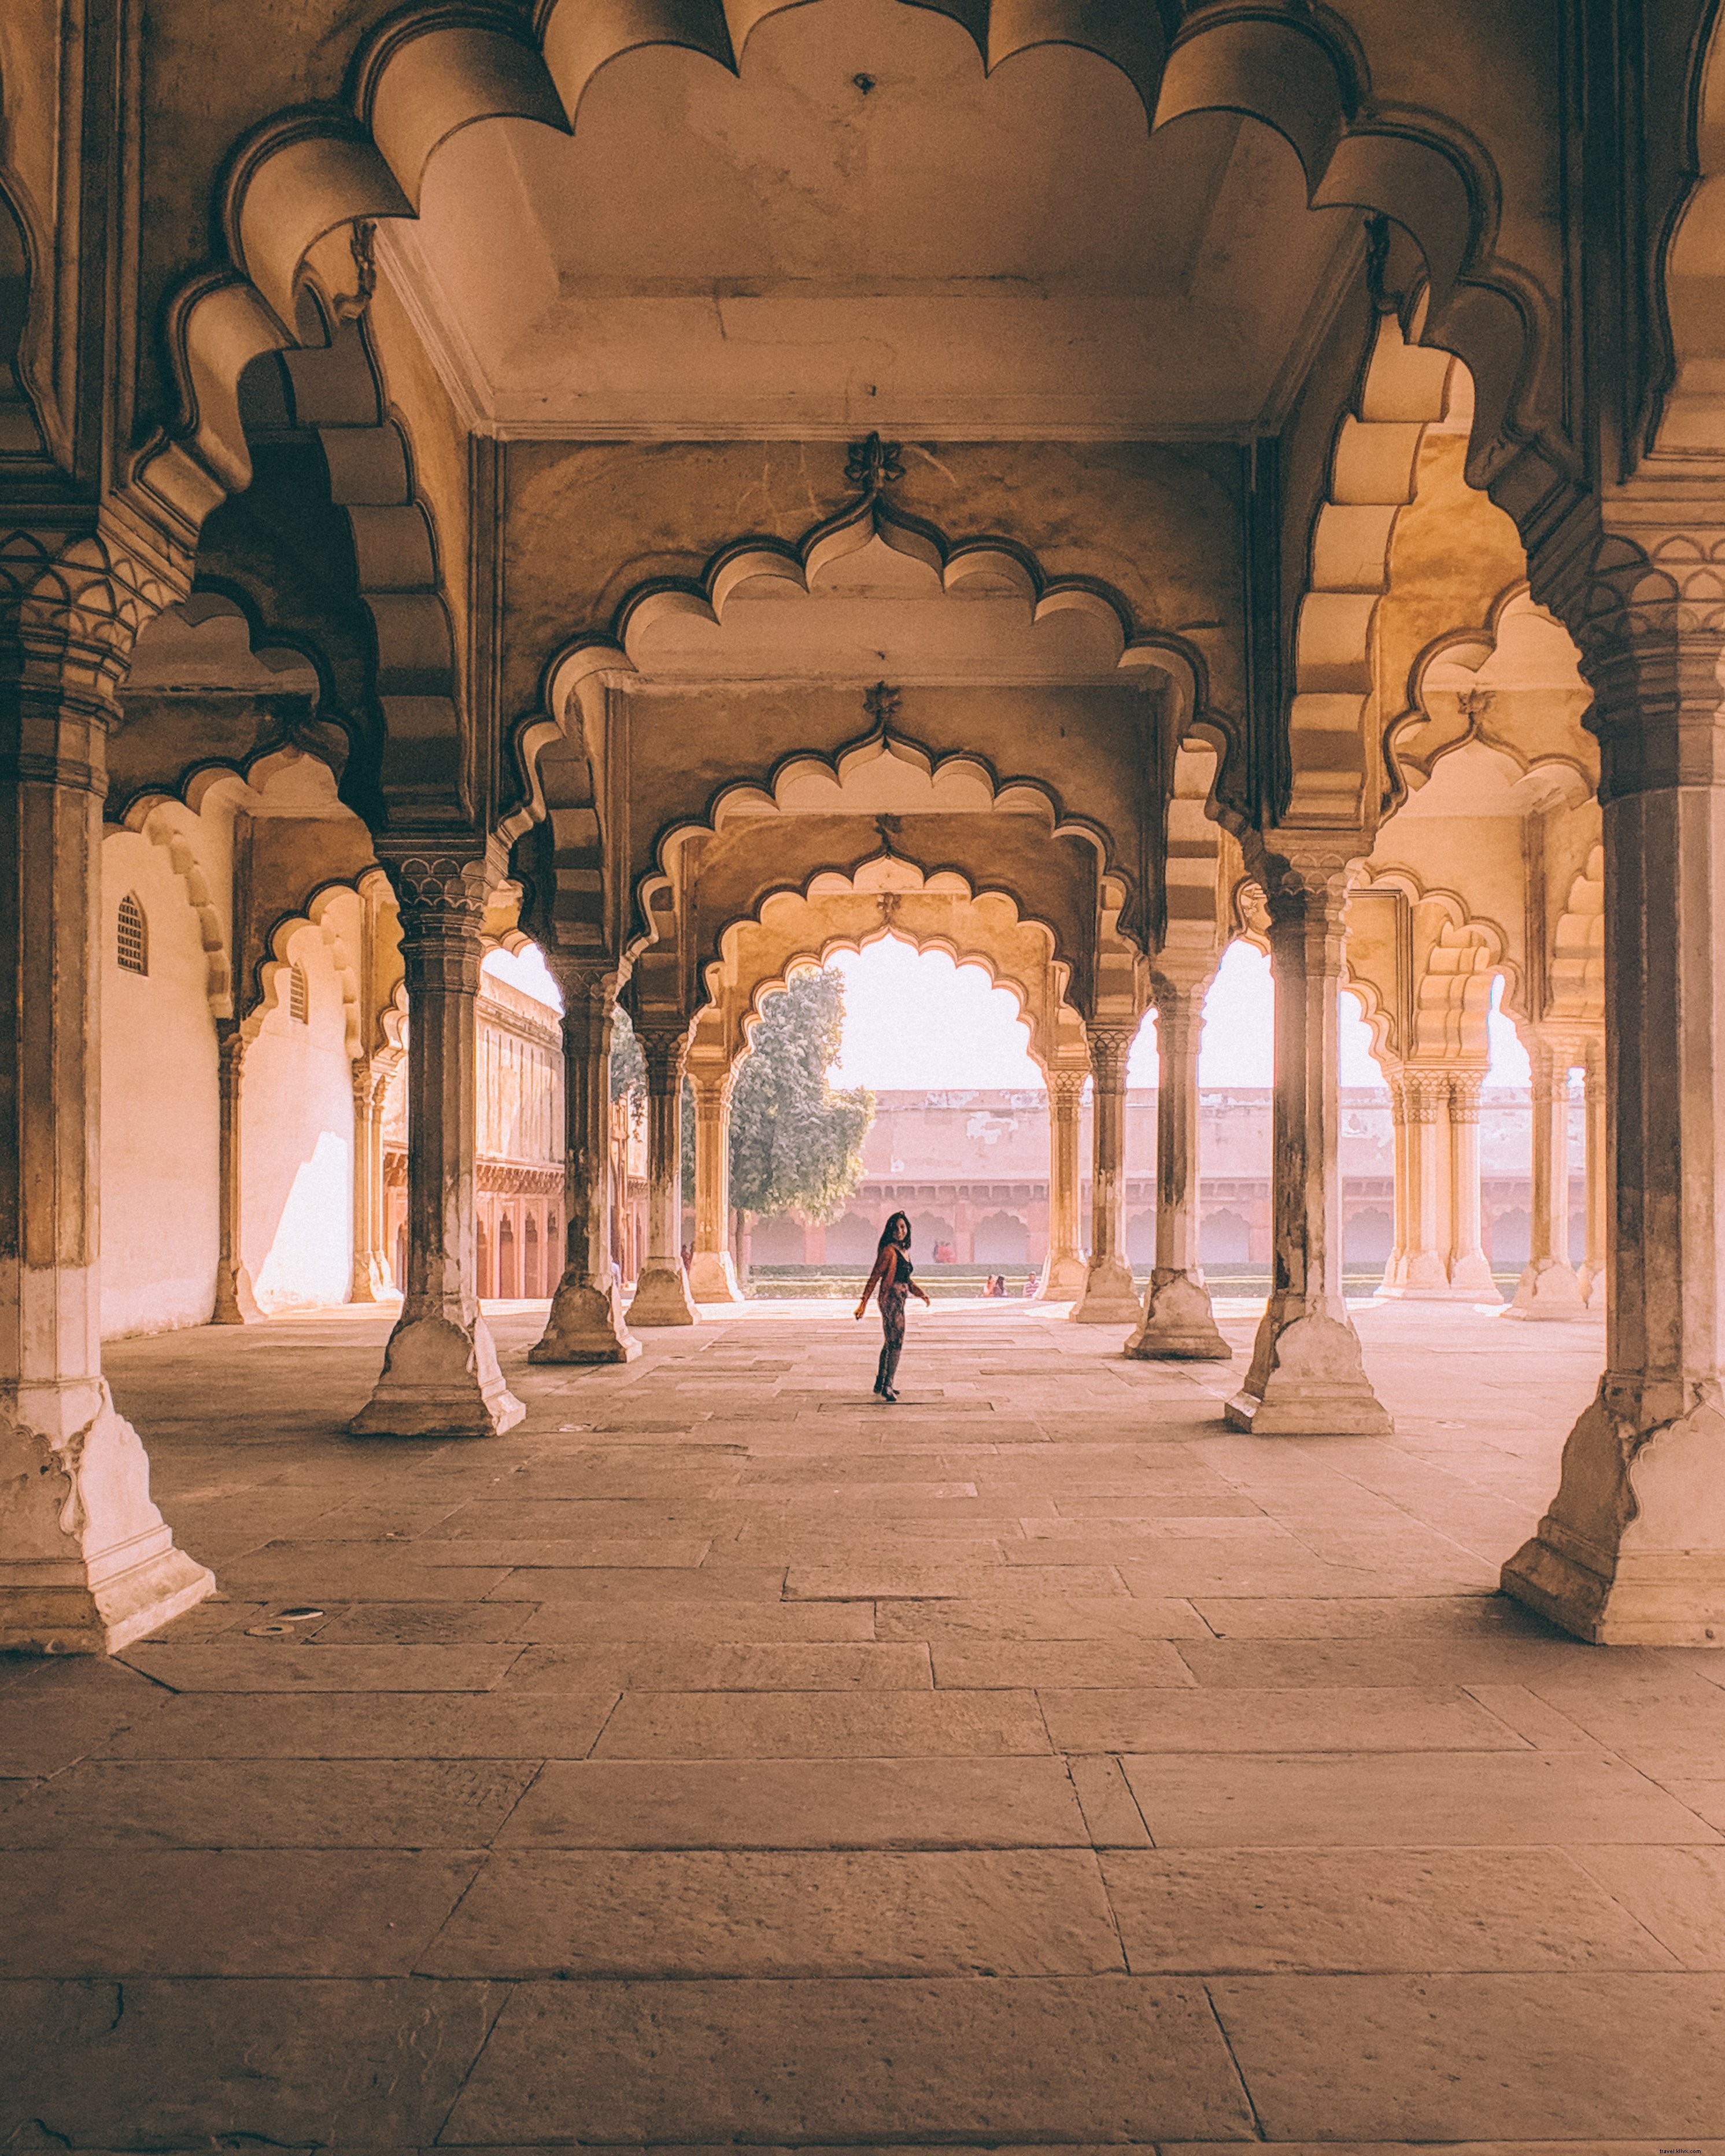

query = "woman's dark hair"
[878, 1212, 911, 1254]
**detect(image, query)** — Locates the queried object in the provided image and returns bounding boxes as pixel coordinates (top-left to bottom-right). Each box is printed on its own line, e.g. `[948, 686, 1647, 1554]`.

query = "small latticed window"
[289, 963, 309, 1025]
[116, 893, 147, 976]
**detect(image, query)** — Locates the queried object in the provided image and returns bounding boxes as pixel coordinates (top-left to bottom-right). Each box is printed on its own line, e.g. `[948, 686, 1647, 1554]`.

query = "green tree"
[610, 1005, 645, 1121]
[683, 967, 873, 1223]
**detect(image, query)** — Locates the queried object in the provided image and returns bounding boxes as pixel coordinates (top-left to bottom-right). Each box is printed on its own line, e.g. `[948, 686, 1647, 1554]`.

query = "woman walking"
[855, 1210, 930, 1402]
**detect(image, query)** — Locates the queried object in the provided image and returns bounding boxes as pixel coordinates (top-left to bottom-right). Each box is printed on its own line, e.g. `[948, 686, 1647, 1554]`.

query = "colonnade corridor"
[7, 1294, 1725, 2142]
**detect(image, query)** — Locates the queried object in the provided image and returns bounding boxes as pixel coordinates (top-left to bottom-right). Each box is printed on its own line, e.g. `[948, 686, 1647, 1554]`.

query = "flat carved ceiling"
[386, 0, 1361, 438]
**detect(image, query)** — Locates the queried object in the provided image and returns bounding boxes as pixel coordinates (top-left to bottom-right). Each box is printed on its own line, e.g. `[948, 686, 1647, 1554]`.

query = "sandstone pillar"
[1072, 1024, 1142, 1323]
[1579, 1036, 1607, 1306]
[1447, 1072, 1500, 1298]
[1128, 978, 1228, 1357]
[348, 1058, 391, 1302]
[531, 958, 639, 1363]
[1227, 857, 1391, 1433]
[1377, 1070, 1412, 1294]
[0, 530, 213, 1651]
[688, 1071, 744, 1302]
[1504, 590, 1725, 1639]
[1509, 1037, 1587, 1319]
[627, 1025, 698, 1326]
[210, 1022, 261, 1322]
[1037, 1071, 1088, 1298]
[350, 857, 524, 1435]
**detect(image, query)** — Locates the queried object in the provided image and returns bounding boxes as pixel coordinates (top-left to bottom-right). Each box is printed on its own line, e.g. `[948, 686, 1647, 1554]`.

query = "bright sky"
[486, 935, 1533, 1090]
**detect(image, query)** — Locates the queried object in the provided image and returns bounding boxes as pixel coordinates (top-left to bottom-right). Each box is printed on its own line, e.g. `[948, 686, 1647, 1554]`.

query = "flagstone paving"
[5, 1293, 1725, 2148]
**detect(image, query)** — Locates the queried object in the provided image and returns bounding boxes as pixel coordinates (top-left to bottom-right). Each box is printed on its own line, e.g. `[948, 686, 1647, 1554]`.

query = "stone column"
[348, 1057, 391, 1302]
[1509, 1037, 1587, 1320]
[210, 1022, 261, 1322]
[1071, 1022, 1142, 1323]
[1579, 1036, 1607, 1306]
[0, 529, 213, 1651]
[1446, 1071, 1501, 1298]
[1377, 1071, 1455, 1297]
[1037, 1070, 1088, 1298]
[1504, 574, 1725, 1640]
[350, 856, 524, 1435]
[531, 957, 639, 1363]
[1227, 852, 1391, 1433]
[688, 1070, 743, 1302]
[1377, 1069, 1412, 1295]
[1128, 977, 1228, 1357]
[627, 1025, 698, 1326]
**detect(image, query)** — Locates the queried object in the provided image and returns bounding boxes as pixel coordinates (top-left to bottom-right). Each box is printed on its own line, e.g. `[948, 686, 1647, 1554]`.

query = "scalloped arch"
[1284, 310, 1456, 832]
[152, 0, 1554, 531]
[708, 869, 1070, 1072]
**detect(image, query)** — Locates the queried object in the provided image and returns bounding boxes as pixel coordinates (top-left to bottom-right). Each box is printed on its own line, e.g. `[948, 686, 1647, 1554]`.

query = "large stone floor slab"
[5, 1294, 1725, 2143]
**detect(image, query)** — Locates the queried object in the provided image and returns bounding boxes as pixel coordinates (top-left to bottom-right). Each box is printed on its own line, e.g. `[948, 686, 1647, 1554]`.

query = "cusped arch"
[1286, 311, 1455, 830]
[155, 0, 1558, 539]
[708, 869, 1070, 1075]
[1548, 843, 1605, 1033]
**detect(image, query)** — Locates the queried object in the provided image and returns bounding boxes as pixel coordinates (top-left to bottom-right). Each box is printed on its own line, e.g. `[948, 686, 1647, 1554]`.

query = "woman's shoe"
[881, 1388, 899, 1404]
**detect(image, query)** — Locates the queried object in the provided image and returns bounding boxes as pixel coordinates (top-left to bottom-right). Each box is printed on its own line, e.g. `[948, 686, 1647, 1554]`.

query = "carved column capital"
[1402, 1070, 1448, 1125]
[1085, 1022, 1136, 1089]
[1561, 516, 1725, 803]
[379, 852, 489, 990]
[1048, 1070, 1087, 1113]
[1448, 1071, 1485, 1124]
[1, 523, 190, 792]
[689, 1066, 736, 1114]
[635, 1023, 691, 1095]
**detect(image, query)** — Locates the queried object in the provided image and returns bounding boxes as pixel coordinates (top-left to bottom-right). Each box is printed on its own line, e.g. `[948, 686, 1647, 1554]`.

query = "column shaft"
[350, 858, 523, 1435]
[0, 535, 212, 1650]
[627, 1027, 698, 1326]
[1579, 1036, 1607, 1306]
[1227, 857, 1390, 1433]
[1505, 608, 1725, 1640]
[210, 1024, 261, 1321]
[1509, 1038, 1586, 1319]
[1446, 1072, 1500, 1298]
[1379, 1072, 1411, 1294]
[348, 1058, 391, 1304]
[1037, 1072, 1087, 1298]
[688, 1073, 743, 1302]
[531, 959, 638, 1363]
[1378, 1072, 1464, 1297]
[1128, 980, 1228, 1357]
[1070, 1024, 1142, 1323]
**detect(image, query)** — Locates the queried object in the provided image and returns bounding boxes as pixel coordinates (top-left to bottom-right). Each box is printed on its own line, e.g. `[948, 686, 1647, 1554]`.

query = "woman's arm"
[910, 1276, 931, 1305]
[854, 1247, 891, 1319]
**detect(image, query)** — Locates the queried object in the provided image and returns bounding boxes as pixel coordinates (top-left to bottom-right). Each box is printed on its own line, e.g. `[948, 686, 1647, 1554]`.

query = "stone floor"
[6, 1291, 1725, 2151]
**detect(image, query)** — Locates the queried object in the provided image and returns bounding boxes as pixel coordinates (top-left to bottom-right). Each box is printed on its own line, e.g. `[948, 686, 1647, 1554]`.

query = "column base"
[1036, 1251, 1088, 1301]
[349, 1311, 526, 1437]
[1508, 1256, 1589, 1321]
[210, 1262, 261, 1325]
[1225, 1304, 1392, 1435]
[1069, 1254, 1142, 1325]
[688, 1250, 744, 1304]
[0, 1381, 215, 1654]
[529, 1275, 642, 1364]
[348, 1254, 395, 1305]
[627, 1262, 699, 1327]
[1579, 1257, 1604, 1308]
[1502, 1383, 1725, 1644]
[1126, 1270, 1231, 1360]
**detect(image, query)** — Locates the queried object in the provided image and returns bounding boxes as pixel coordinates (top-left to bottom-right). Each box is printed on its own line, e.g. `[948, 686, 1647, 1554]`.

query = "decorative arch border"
[1349, 865, 1515, 1062]
[145, 0, 1562, 544]
[1284, 311, 1455, 830]
[101, 801, 234, 1019]
[707, 871, 1073, 1074]
[520, 494, 1200, 959]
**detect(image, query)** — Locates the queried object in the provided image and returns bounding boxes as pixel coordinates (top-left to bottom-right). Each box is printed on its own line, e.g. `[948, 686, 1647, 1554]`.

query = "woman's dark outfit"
[874, 1247, 912, 1397]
